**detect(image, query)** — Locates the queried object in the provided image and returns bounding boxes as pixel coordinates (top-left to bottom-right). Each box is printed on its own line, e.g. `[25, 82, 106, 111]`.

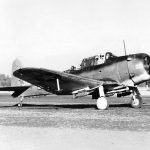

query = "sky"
[0, 0, 150, 75]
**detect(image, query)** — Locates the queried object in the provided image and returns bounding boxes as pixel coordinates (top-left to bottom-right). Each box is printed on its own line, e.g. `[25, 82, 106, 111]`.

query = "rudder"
[11, 58, 24, 86]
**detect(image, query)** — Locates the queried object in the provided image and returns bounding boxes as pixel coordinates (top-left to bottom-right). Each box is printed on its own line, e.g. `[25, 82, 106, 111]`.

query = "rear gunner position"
[13, 52, 150, 110]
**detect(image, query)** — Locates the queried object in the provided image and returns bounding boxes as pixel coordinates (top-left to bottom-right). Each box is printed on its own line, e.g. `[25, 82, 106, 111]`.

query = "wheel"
[96, 97, 109, 110]
[131, 95, 143, 108]
[18, 103, 22, 107]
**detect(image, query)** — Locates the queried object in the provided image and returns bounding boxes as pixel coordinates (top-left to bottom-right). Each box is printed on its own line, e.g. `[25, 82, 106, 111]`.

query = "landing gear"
[96, 86, 109, 110]
[131, 87, 143, 108]
[18, 96, 24, 107]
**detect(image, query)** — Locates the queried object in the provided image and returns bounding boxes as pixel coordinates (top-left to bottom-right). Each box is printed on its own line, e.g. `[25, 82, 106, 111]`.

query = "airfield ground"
[0, 95, 150, 150]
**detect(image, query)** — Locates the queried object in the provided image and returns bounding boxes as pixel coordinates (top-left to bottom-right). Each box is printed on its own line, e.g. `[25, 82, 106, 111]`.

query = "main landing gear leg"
[131, 87, 143, 108]
[18, 96, 24, 107]
[96, 86, 109, 110]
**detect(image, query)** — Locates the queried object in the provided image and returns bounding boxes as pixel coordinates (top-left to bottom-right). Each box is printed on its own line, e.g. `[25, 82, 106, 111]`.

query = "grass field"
[0, 95, 150, 131]
[0, 95, 150, 150]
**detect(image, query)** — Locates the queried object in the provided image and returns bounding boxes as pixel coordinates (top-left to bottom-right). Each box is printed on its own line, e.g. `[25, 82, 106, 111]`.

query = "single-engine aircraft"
[0, 58, 49, 106]
[13, 52, 150, 110]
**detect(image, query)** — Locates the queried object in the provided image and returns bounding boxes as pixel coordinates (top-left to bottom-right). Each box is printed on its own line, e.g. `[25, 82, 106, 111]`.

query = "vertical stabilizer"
[11, 58, 24, 86]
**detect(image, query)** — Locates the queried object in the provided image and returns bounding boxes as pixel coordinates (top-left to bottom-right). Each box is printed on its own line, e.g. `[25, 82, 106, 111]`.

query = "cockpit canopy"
[80, 55, 104, 69]
[105, 52, 118, 62]
[80, 52, 118, 69]
[64, 52, 118, 73]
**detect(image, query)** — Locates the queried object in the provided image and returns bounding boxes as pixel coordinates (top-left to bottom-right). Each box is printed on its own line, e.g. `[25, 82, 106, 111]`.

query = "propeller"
[123, 40, 127, 56]
[123, 40, 132, 79]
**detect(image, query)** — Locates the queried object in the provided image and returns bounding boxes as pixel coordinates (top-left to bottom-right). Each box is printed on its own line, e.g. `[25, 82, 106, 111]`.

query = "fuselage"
[70, 53, 150, 86]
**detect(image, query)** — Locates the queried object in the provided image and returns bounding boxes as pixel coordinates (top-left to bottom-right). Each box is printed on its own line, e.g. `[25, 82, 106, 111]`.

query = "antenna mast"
[123, 40, 127, 56]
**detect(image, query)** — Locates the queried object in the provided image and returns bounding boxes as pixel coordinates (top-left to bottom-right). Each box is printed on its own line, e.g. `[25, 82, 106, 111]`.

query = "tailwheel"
[18, 103, 22, 107]
[131, 94, 143, 108]
[96, 97, 109, 110]
[18, 96, 24, 107]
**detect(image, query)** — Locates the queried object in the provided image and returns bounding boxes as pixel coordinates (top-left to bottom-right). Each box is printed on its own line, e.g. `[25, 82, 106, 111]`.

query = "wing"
[13, 68, 104, 95]
[0, 86, 30, 97]
[14, 67, 132, 98]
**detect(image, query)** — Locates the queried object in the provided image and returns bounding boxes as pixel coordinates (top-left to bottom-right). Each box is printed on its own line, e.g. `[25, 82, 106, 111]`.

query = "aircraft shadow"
[12, 103, 97, 109]
[0, 103, 141, 109]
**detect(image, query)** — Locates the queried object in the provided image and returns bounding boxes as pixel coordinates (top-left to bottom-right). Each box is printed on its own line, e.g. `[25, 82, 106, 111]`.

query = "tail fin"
[11, 58, 24, 86]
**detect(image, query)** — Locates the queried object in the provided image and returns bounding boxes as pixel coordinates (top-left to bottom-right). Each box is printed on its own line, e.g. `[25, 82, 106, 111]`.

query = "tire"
[96, 97, 109, 110]
[131, 95, 143, 108]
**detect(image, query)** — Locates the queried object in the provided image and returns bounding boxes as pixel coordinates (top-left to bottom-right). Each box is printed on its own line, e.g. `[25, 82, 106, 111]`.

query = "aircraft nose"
[144, 55, 150, 74]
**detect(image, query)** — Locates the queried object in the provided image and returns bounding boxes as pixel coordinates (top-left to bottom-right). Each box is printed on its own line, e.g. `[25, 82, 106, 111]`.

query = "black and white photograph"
[0, 0, 150, 150]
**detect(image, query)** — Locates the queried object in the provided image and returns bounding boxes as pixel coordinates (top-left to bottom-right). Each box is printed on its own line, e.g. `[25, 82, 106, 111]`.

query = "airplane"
[0, 58, 50, 106]
[13, 52, 150, 110]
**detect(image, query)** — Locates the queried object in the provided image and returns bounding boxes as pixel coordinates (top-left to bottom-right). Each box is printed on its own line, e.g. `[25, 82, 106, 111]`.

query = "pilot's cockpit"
[80, 52, 118, 69]
[80, 55, 105, 69]
[64, 52, 118, 73]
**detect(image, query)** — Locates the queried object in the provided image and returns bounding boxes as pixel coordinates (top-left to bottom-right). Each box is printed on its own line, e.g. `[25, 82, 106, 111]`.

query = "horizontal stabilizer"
[0, 86, 30, 97]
